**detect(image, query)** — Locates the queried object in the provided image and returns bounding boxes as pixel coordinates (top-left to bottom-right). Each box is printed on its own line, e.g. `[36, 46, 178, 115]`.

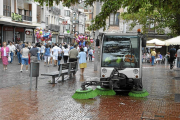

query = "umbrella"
[146, 38, 165, 46]
[165, 36, 180, 46]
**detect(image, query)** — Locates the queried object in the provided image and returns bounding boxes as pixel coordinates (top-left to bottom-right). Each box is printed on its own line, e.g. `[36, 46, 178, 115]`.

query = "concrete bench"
[41, 62, 78, 84]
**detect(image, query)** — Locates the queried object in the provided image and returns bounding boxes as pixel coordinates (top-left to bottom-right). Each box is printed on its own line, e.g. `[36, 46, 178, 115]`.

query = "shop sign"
[26, 31, 30, 35]
[52, 32, 59, 35]
[3, 26, 13, 31]
[11, 12, 22, 22]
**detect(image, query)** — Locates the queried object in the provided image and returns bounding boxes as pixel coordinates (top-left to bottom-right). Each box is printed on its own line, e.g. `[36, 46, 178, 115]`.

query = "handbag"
[8, 56, 11, 61]
[58, 56, 62, 60]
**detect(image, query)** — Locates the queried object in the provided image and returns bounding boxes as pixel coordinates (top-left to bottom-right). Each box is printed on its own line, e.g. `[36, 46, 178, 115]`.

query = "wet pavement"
[0, 58, 180, 120]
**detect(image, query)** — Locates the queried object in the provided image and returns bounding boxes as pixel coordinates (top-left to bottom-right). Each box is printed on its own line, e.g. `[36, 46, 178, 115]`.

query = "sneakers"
[26, 70, 28, 72]
[20, 70, 23, 72]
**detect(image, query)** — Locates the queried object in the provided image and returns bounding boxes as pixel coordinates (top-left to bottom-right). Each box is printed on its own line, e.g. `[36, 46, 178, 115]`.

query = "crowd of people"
[0, 41, 94, 75]
[143, 46, 180, 69]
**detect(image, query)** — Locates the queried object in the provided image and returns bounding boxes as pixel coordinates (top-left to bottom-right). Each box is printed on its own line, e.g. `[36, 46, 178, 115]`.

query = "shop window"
[18, 9, 22, 15]
[3, 0, 11, 17]
[109, 12, 120, 26]
[64, 10, 70, 17]
[65, 24, 70, 30]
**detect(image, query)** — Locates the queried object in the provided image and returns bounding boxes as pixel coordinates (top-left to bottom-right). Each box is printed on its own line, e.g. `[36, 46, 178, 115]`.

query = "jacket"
[0, 47, 9, 56]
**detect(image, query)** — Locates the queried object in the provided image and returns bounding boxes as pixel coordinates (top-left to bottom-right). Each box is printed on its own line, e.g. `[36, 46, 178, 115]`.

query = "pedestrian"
[77, 48, 87, 75]
[29, 44, 38, 63]
[17, 41, 23, 65]
[169, 46, 176, 69]
[49, 45, 53, 65]
[58, 46, 62, 66]
[0, 42, 9, 70]
[37, 43, 41, 61]
[7, 41, 15, 63]
[177, 46, 180, 68]
[151, 49, 156, 66]
[84, 46, 88, 59]
[63, 44, 69, 63]
[40, 43, 45, 60]
[20, 44, 29, 72]
[88, 47, 93, 61]
[69, 45, 78, 62]
[156, 52, 162, 64]
[44, 44, 51, 66]
[52, 43, 61, 66]
[70, 44, 74, 50]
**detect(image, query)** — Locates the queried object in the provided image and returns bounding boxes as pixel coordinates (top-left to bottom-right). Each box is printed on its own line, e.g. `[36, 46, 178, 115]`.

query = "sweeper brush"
[94, 86, 116, 96]
[72, 88, 98, 99]
[128, 89, 149, 97]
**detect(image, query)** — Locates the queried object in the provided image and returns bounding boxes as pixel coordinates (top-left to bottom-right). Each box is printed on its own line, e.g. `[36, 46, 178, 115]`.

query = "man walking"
[52, 43, 61, 66]
[177, 46, 180, 68]
[151, 49, 156, 66]
[7, 41, 15, 63]
[69, 45, 78, 62]
[17, 41, 23, 65]
[169, 46, 176, 69]
[29, 44, 38, 63]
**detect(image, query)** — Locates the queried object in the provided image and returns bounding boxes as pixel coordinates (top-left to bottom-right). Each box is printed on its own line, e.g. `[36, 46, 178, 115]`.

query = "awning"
[165, 36, 180, 46]
[0, 19, 40, 29]
[146, 38, 165, 46]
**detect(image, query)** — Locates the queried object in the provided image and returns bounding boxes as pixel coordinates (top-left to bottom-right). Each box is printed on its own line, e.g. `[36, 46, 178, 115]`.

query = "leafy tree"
[34, 0, 180, 35]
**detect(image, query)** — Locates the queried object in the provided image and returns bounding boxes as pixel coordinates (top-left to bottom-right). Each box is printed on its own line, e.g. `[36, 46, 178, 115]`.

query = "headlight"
[133, 69, 138, 74]
[102, 68, 107, 73]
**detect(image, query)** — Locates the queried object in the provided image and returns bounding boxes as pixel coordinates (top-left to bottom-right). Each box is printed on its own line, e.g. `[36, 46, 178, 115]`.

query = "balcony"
[22, 15, 32, 21]
[73, 20, 79, 24]
[48, 24, 60, 32]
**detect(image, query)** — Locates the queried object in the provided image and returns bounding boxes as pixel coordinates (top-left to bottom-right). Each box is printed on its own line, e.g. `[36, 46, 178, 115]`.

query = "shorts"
[44, 56, 51, 62]
[53, 56, 58, 60]
[22, 58, 29, 65]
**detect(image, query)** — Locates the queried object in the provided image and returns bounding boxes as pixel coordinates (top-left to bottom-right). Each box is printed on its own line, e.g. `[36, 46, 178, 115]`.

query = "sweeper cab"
[72, 32, 149, 99]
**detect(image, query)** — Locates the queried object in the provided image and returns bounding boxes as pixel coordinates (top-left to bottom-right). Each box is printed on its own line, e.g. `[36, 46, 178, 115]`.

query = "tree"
[34, 0, 180, 35]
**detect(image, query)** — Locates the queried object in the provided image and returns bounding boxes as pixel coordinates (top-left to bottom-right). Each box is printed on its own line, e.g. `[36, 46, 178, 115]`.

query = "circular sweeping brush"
[94, 86, 116, 96]
[128, 89, 149, 97]
[72, 88, 98, 99]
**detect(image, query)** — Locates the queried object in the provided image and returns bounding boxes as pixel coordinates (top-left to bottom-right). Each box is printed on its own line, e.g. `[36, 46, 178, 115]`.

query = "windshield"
[101, 35, 140, 68]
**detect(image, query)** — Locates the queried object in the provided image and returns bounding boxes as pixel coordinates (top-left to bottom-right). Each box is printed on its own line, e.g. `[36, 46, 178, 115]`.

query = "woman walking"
[44, 44, 51, 66]
[20, 44, 29, 72]
[77, 48, 87, 75]
[63, 45, 69, 63]
[50, 45, 53, 65]
[0, 42, 10, 70]
[28, 42, 32, 64]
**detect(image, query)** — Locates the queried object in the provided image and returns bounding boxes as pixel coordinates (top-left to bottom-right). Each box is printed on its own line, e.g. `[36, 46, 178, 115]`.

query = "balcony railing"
[22, 15, 32, 21]
[48, 24, 60, 32]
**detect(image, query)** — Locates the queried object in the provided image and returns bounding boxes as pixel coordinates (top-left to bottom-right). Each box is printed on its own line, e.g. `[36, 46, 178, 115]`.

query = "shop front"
[0, 20, 38, 46]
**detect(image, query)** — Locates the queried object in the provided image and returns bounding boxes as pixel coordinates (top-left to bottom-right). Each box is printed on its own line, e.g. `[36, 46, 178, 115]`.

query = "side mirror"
[96, 39, 99, 46]
[142, 38, 146, 47]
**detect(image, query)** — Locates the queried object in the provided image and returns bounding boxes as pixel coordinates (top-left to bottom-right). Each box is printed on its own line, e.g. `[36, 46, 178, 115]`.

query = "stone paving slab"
[0, 60, 180, 119]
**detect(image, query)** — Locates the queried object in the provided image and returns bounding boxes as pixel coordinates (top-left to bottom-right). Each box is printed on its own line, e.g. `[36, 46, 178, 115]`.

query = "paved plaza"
[0, 59, 180, 120]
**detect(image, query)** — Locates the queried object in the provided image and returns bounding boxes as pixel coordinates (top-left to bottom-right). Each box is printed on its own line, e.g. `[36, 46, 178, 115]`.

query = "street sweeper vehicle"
[72, 32, 149, 99]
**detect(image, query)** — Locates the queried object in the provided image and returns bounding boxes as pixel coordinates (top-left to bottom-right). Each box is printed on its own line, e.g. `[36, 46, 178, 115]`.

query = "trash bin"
[30, 62, 40, 89]
[30, 62, 40, 77]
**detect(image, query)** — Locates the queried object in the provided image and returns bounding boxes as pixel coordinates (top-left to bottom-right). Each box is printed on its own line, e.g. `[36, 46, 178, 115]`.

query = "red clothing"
[0, 47, 9, 65]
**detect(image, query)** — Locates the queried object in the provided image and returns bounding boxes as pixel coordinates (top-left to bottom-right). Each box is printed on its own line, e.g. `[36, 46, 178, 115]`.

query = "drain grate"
[175, 94, 180, 102]
[173, 77, 180, 80]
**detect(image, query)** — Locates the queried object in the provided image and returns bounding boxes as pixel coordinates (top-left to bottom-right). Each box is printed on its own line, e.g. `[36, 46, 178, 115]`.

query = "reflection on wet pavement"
[0, 61, 180, 119]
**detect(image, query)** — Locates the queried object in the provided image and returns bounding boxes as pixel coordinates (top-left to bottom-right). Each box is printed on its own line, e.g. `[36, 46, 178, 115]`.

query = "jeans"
[9, 52, 14, 63]
[17, 52, 22, 64]
[40, 53, 44, 60]
[63, 56, 68, 63]
[58, 60, 60, 65]
[37, 53, 40, 61]
[151, 56, 155, 65]
[89, 54, 92, 61]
